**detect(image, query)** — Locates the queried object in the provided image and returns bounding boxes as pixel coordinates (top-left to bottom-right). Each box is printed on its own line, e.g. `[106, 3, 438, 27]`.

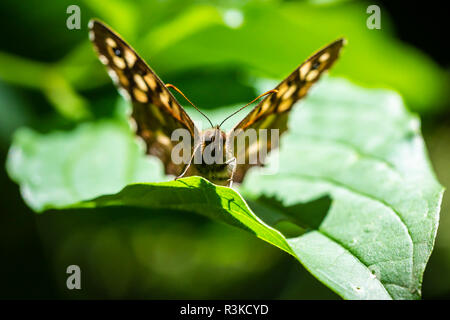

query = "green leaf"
[6, 78, 443, 299]
[240, 77, 444, 299]
[6, 120, 167, 212]
[57, 176, 393, 300]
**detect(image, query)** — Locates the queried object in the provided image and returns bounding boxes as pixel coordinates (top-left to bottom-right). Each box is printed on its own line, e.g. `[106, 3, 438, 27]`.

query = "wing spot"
[299, 61, 311, 79]
[277, 82, 289, 98]
[118, 73, 129, 87]
[298, 86, 309, 97]
[113, 47, 123, 57]
[159, 90, 170, 107]
[124, 48, 137, 67]
[106, 37, 117, 48]
[277, 99, 292, 112]
[113, 56, 126, 69]
[305, 69, 319, 82]
[99, 55, 109, 65]
[319, 52, 330, 62]
[118, 87, 131, 101]
[128, 117, 137, 132]
[259, 100, 271, 115]
[156, 130, 172, 147]
[283, 84, 297, 99]
[107, 69, 119, 84]
[141, 129, 152, 139]
[133, 88, 148, 103]
[171, 104, 181, 120]
[89, 31, 95, 41]
[144, 74, 158, 90]
[134, 135, 147, 153]
[134, 74, 147, 91]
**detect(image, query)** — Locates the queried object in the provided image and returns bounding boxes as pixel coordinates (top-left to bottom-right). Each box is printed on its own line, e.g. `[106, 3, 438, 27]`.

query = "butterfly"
[89, 19, 345, 187]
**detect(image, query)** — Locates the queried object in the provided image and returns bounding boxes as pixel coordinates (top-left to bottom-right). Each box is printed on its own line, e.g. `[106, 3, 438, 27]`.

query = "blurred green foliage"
[0, 0, 449, 120]
[0, 0, 449, 299]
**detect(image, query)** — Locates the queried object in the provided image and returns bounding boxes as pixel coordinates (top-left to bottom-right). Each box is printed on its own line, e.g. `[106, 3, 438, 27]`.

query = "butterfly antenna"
[166, 84, 214, 128]
[218, 89, 278, 128]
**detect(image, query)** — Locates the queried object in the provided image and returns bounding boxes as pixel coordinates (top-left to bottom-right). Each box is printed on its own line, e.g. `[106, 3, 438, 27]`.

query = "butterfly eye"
[113, 47, 122, 57]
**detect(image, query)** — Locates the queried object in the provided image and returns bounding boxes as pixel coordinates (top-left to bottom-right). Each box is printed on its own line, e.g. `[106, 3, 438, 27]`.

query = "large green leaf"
[6, 78, 443, 299]
[70, 176, 392, 300]
[240, 77, 444, 299]
[6, 120, 167, 211]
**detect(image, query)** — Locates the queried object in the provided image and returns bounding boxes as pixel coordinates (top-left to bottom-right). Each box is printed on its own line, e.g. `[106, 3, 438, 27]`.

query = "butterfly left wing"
[230, 38, 345, 182]
[89, 19, 198, 176]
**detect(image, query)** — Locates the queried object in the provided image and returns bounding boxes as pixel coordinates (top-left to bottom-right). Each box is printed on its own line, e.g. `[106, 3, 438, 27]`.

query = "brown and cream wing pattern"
[231, 38, 345, 182]
[89, 19, 197, 176]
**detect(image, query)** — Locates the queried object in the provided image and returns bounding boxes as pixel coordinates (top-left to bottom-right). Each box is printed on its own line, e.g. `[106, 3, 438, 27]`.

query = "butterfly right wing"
[89, 19, 197, 176]
[230, 39, 345, 182]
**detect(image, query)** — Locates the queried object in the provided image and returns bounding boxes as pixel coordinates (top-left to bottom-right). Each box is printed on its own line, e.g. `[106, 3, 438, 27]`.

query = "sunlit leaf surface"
[241, 78, 444, 299]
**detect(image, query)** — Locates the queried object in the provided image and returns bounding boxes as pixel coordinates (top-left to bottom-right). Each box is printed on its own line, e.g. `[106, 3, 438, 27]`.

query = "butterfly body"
[191, 159, 232, 186]
[189, 127, 234, 185]
[172, 126, 233, 186]
[89, 19, 344, 187]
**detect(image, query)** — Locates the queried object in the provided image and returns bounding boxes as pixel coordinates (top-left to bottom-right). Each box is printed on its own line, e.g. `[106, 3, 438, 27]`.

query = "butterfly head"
[200, 127, 227, 161]
[202, 126, 226, 146]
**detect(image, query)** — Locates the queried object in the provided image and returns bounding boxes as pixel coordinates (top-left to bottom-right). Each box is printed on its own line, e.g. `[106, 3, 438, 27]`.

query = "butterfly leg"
[175, 144, 201, 181]
[226, 157, 237, 188]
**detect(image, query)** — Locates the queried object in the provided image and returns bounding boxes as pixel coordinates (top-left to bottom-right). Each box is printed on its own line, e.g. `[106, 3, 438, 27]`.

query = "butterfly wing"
[230, 38, 345, 182]
[89, 19, 197, 176]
